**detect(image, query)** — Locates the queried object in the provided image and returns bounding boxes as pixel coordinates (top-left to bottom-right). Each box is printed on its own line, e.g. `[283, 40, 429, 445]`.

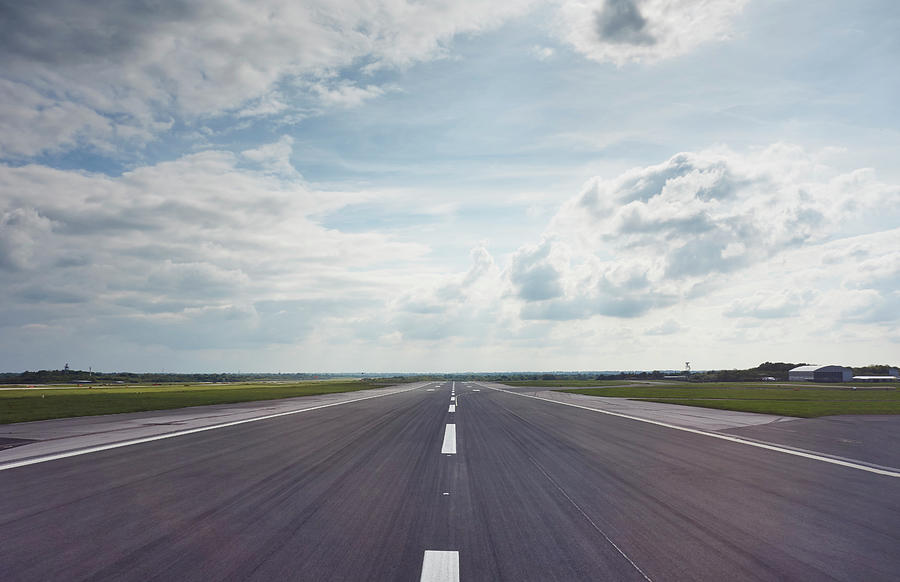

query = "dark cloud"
[0, 207, 51, 270]
[520, 299, 589, 321]
[41, 209, 160, 236]
[616, 208, 716, 238]
[520, 290, 674, 321]
[16, 286, 88, 304]
[517, 259, 675, 321]
[594, 0, 655, 46]
[399, 299, 447, 314]
[0, 0, 195, 67]
[54, 255, 92, 268]
[509, 241, 563, 302]
[113, 297, 200, 314]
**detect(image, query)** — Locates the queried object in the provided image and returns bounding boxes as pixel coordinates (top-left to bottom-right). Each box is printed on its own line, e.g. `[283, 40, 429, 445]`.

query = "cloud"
[725, 290, 813, 319]
[0, 139, 429, 350]
[835, 249, 900, 326]
[557, 0, 748, 65]
[0, 0, 535, 157]
[645, 318, 681, 335]
[505, 144, 900, 323]
[531, 45, 556, 61]
[516, 258, 677, 320]
[309, 80, 386, 109]
[375, 244, 508, 342]
[554, 144, 897, 277]
[508, 239, 565, 301]
[241, 135, 299, 177]
[0, 80, 115, 158]
[0, 207, 53, 271]
[595, 0, 655, 46]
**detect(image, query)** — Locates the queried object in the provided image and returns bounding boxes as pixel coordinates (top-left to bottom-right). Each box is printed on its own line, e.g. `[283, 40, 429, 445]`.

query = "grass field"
[0, 380, 394, 424]
[501, 380, 637, 387]
[561, 385, 900, 417]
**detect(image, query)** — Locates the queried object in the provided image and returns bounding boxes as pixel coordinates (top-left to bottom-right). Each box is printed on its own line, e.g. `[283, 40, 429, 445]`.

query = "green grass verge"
[561, 385, 900, 417]
[639, 399, 900, 417]
[0, 381, 392, 424]
[502, 380, 635, 387]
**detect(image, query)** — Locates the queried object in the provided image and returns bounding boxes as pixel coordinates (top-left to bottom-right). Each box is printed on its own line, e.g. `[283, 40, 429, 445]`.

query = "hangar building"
[852, 368, 900, 382]
[788, 365, 853, 383]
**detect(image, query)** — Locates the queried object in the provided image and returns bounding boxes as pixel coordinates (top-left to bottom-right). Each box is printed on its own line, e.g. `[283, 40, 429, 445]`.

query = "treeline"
[0, 370, 670, 385]
[0, 370, 363, 385]
[688, 362, 804, 382]
[4, 363, 895, 385]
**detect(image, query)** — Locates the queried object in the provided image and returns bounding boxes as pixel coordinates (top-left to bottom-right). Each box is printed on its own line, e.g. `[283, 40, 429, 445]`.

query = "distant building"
[852, 368, 900, 383]
[788, 365, 853, 383]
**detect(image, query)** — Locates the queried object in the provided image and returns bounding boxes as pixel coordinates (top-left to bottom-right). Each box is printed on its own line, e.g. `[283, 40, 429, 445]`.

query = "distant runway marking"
[420, 550, 459, 582]
[441, 424, 457, 454]
[484, 385, 900, 478]
[0, 384, 427, 472]
[472, 389, 480, 392]
[449, 404, 456, 413]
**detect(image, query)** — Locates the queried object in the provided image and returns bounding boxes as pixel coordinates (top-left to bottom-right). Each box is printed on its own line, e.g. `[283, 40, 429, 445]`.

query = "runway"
[1, 382, 897, 580]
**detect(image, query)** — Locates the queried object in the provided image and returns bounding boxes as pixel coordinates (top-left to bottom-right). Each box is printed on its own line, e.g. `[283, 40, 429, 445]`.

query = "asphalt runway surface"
[1, 382, 898, 581]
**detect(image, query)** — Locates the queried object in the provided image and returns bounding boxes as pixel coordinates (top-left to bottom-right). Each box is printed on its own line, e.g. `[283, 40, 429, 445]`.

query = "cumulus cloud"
[834, 248, 900, 326]
[508, 239, 565, 301]
[0, 0, 534, 157]
[0, 139, 428, 350]
[0, 207, 54, 271]
[595, 0, 655, 46]
[557, 0, 748, 65]
[508, 144, 900, 322]
[725, 290, 814, 319]
[374, 244, 510, 342]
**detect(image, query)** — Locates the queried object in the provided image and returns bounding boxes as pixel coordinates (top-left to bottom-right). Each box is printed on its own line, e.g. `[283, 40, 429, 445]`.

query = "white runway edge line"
[485, 386, 900, 479]
[420, 550, 459, 582]
[449, 404, 456, 413]
[0, 384, 426, 472]
[441, 424, 457, 454]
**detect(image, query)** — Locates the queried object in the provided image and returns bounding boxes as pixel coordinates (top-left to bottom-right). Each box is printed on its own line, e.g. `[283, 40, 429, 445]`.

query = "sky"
[1, 0, 899, 373]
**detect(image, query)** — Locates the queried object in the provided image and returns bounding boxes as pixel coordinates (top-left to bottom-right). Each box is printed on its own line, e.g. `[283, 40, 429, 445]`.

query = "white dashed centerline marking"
[420, 550, 459, 582]
[441, 424, 457, 454]
[449, 404, 456, 413]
